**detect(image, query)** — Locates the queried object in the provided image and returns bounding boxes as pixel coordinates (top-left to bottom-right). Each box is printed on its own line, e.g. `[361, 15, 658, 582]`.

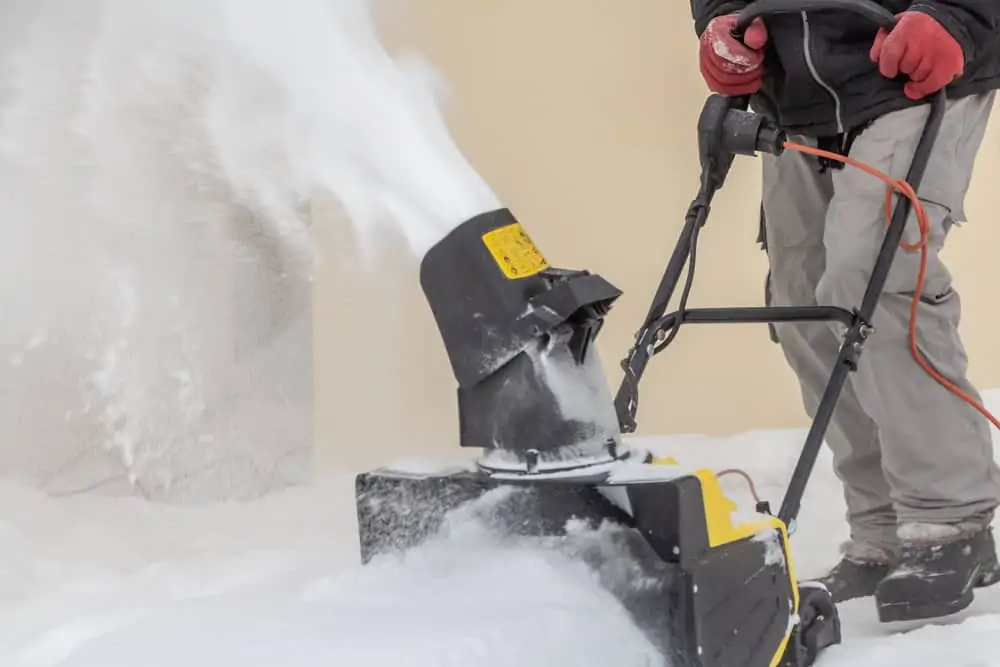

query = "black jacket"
[691, 0, 1000, 139]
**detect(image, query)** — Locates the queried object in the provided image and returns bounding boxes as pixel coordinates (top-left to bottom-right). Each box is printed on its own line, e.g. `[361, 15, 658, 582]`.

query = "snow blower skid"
[355, 1, 947, 665]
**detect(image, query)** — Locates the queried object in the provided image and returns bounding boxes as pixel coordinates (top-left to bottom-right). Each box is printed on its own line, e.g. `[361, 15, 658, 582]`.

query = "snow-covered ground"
[3, 391, 999, 667]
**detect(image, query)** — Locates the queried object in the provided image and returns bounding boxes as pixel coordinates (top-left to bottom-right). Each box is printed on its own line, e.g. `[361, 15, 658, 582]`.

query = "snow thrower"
[355, 1, 948, 665]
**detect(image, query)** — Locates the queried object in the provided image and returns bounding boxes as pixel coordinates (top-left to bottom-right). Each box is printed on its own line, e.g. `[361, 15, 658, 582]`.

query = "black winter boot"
[814, 540, 895, 603]
[875, 523, 1000, 623]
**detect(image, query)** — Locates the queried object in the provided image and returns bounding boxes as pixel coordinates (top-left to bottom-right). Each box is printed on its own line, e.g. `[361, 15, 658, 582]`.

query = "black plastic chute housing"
[418, 208, 623, 468]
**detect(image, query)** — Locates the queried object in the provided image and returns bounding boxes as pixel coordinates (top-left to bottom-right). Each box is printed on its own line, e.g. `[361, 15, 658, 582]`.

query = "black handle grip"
[732, 0, 896, 39]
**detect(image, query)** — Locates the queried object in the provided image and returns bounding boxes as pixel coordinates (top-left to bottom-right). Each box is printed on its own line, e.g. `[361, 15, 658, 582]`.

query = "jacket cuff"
[907, 2, 979, 64]
[693, 1, 752, 36]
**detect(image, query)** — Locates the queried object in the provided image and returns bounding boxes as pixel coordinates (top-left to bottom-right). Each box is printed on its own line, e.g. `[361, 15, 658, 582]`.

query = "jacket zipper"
[800, 11, 845, 135]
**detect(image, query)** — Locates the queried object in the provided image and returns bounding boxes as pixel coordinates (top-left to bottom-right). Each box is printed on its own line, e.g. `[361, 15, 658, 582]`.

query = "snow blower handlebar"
[731, 0, 897, 36]
[616, 0, 944, 529]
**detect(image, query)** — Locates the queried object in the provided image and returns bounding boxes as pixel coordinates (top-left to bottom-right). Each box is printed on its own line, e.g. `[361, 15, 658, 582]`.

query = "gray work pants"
[761, 91, 1000, 551]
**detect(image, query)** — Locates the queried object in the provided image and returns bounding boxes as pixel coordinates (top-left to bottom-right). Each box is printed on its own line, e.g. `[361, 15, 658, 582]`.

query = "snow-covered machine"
[354, 1, 948, 665]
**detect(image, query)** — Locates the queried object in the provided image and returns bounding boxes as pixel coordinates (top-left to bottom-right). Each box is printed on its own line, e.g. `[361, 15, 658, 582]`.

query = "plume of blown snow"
[0, 0, 500, 499]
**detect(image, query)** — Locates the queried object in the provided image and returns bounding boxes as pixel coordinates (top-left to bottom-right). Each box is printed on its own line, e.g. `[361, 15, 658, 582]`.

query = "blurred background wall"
[313, 0, 1000, 474]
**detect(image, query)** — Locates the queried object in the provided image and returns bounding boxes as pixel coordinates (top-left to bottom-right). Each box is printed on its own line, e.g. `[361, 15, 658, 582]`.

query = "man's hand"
[870, 11, 965, 100]
[699, 14, 768, 96]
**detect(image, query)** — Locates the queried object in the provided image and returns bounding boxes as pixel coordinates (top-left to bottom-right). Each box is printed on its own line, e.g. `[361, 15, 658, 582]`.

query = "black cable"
[650, 168, 712, 355]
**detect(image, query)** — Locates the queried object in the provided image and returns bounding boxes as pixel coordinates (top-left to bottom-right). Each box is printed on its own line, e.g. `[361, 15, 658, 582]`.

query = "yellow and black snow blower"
[355, 1, 948, 665]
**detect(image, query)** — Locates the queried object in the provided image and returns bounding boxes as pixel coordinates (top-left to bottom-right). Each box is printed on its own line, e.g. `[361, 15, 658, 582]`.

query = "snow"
[3, 392, 1000, 666]
[381, 457, 478, 477]
[753, 526, 788, 569]
[0, 474, 664, 667]
[0, 0, 498, 502]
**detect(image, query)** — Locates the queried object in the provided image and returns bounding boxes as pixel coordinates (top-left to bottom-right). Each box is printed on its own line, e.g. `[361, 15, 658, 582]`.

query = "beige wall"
[314, 0, 1000, 473]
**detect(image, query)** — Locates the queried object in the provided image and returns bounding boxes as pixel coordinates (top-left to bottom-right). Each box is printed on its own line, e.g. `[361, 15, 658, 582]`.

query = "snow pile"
[3, 396, 1000, 666]
[0, 475, 663, 667]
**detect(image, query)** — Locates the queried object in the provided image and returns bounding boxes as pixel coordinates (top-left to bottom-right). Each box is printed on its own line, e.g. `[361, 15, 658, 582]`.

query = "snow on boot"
[975, 527, 1000, 588]
[875, 523, 998, 623]
[815, 540, 894, 603]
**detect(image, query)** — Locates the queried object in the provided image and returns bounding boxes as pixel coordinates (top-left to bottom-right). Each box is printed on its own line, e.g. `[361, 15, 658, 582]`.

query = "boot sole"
[876, 589, 974, 623]
[875, 563, 996, 623]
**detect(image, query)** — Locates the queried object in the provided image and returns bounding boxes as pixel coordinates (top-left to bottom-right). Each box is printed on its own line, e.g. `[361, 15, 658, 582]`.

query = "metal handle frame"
[614, 0, 945, 529]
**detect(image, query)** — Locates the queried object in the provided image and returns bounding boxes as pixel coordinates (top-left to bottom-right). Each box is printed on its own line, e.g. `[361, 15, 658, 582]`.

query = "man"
[691, 1, 1000, 621]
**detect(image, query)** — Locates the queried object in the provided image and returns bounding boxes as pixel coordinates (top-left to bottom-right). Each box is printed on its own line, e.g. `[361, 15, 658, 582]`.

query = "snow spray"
[0, 0, 501, 500]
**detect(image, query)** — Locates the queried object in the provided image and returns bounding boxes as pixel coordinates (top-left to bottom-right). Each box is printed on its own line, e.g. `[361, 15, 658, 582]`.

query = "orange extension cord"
[716, 140, 1000, 506]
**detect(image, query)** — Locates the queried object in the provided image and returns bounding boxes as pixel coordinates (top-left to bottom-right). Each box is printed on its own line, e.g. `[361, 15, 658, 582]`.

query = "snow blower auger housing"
[355, 1, 947, 665]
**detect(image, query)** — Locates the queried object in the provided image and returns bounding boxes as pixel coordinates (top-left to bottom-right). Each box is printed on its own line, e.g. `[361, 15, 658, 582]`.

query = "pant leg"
[762, 138, 898, 552]
[818, 91, 1000, 529]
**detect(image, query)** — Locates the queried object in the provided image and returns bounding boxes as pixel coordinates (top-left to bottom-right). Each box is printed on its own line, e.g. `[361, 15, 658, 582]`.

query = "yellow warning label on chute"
[481, 223, 549, 279]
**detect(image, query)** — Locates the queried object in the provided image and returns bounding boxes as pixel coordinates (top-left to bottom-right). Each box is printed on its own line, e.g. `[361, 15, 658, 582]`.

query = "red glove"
[870, 11, 965, 100]
[699, 14, 769, 96]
